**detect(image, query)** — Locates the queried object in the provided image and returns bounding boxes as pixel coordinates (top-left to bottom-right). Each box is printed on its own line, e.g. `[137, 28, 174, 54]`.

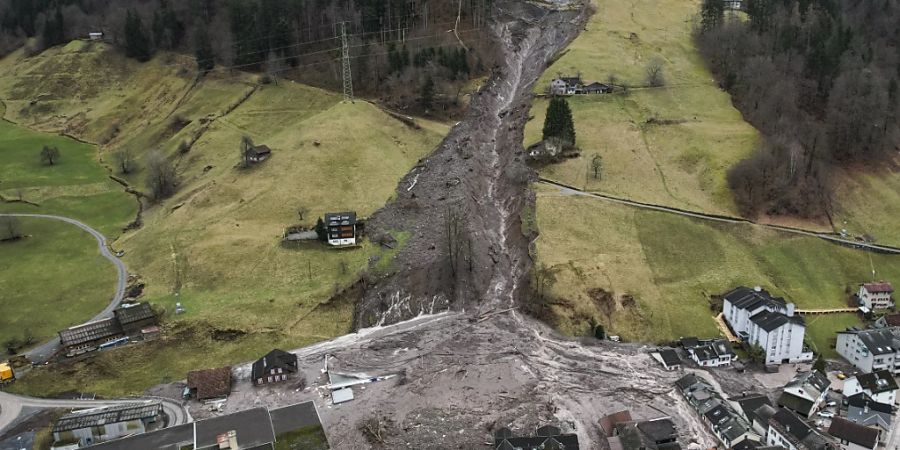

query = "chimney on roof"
[864, 401, 870, 414]
[217, 430, 239, 449]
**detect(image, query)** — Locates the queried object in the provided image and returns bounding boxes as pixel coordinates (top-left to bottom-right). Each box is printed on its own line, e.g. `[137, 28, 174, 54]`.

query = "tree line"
[0, 0, 494, 112]
[697, 0, 899, 219]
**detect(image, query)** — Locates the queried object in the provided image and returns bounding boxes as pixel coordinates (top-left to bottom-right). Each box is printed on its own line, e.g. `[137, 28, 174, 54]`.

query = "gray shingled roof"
[839, 328, 900, 355]
[749, 309, 804, 331]
[113, 302, 155, 325]
[59, 318, 122, 347]
[855, 370, 899, 394]
[724, 286, 787, 312]
[828, 417, 879, 449]
[53, 402, 161, 433]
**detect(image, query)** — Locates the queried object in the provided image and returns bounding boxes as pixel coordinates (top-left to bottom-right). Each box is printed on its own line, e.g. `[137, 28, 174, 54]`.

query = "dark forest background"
[0, 0, 494, 114]
[697, 0, 900, 221]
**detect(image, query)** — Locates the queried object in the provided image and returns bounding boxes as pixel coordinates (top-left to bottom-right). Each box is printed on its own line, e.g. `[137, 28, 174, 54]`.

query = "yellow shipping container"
[0, 362, 14, 381]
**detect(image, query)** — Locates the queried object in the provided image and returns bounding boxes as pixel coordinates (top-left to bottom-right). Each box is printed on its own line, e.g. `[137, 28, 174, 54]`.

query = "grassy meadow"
[0, 41, 448, 396]
[525, 0, 758, 216]
[534, 186, 900, 354]
[0, 217, 118, 347]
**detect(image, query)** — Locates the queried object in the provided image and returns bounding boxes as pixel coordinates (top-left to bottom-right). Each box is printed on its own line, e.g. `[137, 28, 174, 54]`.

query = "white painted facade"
[766, 425, 798, 450]
[835, 330, 900, 375]
[843, 376, 898, 405]
[859, 284, 894, 310]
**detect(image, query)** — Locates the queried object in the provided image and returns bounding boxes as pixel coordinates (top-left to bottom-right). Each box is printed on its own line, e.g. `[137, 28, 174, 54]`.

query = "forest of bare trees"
[0, 0, 495, 113]
[697, 0, 900, 220]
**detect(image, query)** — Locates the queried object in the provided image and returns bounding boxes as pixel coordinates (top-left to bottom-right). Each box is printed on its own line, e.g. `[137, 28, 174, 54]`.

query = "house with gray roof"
[777, 370, 830, 419]
[843, 369, 898, 405]
[674, 374, 757, 448]
[836, 327, 900, 374]
[765, 408, 833, 450]
[722, 286, 812, 365]
[828, 417, 880, 450]
[845, 393, 892, 432]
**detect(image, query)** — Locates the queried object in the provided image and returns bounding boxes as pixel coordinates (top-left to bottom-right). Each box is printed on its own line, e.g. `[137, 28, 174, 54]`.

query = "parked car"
[817, 411, 835, 418]
[826, 401, 837, 407]
[836, 371, 847, 379]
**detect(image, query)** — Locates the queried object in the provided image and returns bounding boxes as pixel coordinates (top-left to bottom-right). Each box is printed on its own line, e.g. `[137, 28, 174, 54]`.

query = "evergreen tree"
[194, 26, 215, 74]
[812, 355, 826, 374]
[315, 217, 327, 242]
[124, 10, 153, 62]
[542, 97, 576, 147]
[700, 0, 724, 33]
[42, 7, 65, 48]
[594, 324, 605, 340]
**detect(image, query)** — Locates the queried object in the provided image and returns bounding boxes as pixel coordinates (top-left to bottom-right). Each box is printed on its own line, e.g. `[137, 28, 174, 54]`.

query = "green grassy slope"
[535, 187, 900, 353]
[0, 41, 448, 396]
[0, 217, 118, 346]
[526, 0, 758, 216]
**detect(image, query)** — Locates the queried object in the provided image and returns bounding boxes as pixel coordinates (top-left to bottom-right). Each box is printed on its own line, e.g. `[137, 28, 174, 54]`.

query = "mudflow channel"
[358, 1, 585, 327]
[202, 3, 727, 448]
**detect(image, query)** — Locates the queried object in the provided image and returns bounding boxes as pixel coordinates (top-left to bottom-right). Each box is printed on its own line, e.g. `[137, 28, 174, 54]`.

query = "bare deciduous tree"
[145, 150, 177, 200]
[40, 145, 60, 166]
[114, 148, 136, 174]
[591, 153, 603, 179]
[645, 57, 665, 87]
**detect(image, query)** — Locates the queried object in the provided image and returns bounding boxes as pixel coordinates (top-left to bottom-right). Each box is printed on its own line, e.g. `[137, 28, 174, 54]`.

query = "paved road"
[0, 214, 127, 363]
[0, 391, 191, 435]
[539, 179, 900, 255]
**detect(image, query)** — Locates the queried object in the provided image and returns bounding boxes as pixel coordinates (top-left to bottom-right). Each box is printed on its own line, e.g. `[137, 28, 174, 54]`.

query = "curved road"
[0, 391, 191, 434]
[0, 215, 190, 435]
[0, 214, 127, 363]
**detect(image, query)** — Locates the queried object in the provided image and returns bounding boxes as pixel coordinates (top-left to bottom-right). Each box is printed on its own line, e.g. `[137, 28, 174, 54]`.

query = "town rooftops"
[724, 286, 787, 311]
[862, 282, 894, 293]
[786, 370, 830, 394]
[187, 366, 232, 400]
[679, 337, 699, 349]
[87, 401, 324, 450]
[113, 302, 155, 326]
[846, 393, 892, 429]
[59, 318, 123, 347]
[733, 393, 771, 423]
[879, 313, 900, 327]
[636, 418, 676, 443]
[828, 417, 879, 449]
[769, 408, 832, 450]
[749, 309, 804, 331]
[855, 369, 899, 394]
[555, 76, 582, 85]
[494, 425, 579, 450]
[846, 393, 892, 413]
[53, 402, 161, 433]
[325, 212, 357, 226]
[599, 410, 633, 437]
[194, 407, 276, 449]
[674, 374, 701, 391]
[838, 328, 900, 355]
[657, 348, 681, 367]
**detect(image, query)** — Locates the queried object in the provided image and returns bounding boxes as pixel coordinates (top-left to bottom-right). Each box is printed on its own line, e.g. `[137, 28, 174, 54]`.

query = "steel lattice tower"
[340, 22, 354, 102]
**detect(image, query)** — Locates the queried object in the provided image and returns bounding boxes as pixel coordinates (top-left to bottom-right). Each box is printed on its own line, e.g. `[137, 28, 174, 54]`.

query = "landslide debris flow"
[356, 1, 590, 328]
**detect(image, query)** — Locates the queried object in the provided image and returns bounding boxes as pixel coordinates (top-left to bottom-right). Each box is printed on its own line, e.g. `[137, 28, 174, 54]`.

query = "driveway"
[0, 214, 127, 363]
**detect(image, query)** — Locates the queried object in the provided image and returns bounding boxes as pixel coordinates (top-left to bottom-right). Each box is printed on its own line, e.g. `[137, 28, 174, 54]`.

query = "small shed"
[248, 145, 272, 163]
[88, 32, 103, 41]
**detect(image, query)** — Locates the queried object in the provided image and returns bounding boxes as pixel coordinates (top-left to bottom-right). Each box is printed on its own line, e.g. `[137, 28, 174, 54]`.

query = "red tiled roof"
[599, 410, 633, 437]
[882, 314, 900, 327]
[864, 282, 894, 293]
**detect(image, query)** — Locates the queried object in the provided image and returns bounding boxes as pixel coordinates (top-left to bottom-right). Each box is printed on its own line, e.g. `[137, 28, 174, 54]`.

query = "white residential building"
[858, 282, 894, 311]
[680, 338, 736, 367]
[722, 286, 813, 365]
[835, 328, 900, 374]
[843, 370, 898, 405]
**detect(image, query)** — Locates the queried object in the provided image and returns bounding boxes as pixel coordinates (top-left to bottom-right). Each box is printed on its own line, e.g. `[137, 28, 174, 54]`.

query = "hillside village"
[1, 0, 900, 449]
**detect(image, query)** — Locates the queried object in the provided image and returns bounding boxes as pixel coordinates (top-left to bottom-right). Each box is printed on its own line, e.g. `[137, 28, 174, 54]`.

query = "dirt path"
[539, 178, 900, 255]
